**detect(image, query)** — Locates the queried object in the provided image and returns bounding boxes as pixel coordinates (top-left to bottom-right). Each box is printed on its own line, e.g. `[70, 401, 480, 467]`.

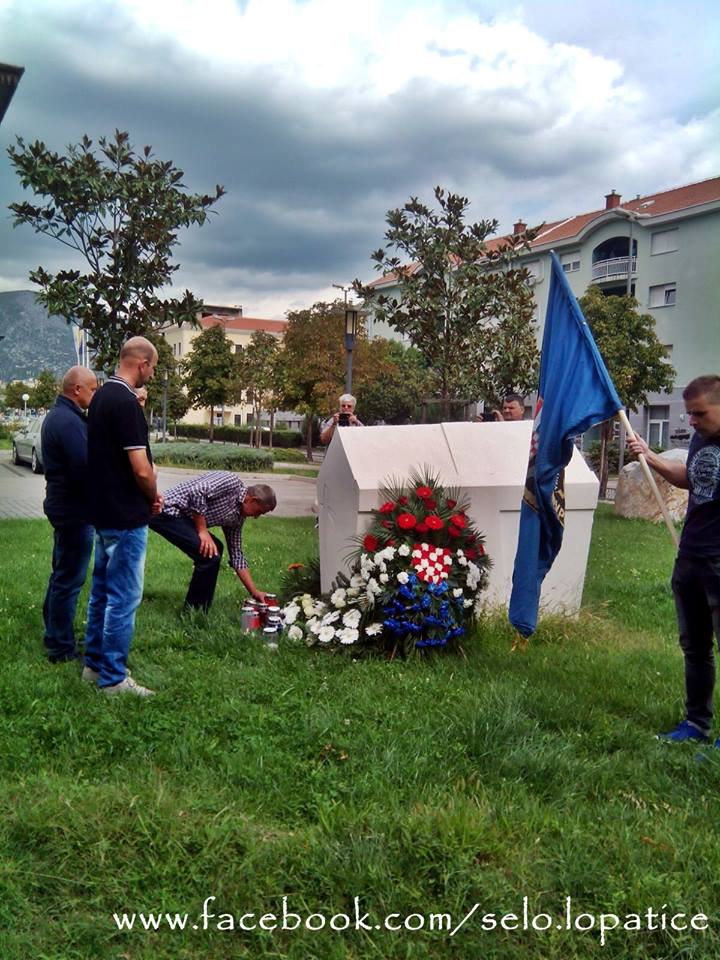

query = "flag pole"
[617, 409, 679, 547]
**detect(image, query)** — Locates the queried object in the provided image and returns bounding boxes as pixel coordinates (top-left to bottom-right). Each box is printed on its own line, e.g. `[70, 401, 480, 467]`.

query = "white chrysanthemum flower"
[440, 571, 448, 579]
[411, 549, 422, 559]
[307, 618, 321, 635]
[318, 626, 336, 643]
[429, 552, 437, 562]
[283, 603, 300, 625]
[397, 571, 409, 584]
[347, 587, 360, 598]
[383, 546, 397, 561]
[338, 627, 359, 645]
[322, 610, 341, 624]
[458, 556, 468, 567]
[456, 549, 464, 557]
[398, 543, 410, 557]
[452, 588, 463, 598]
[419, 558, 429, 569]
[463, 598, 473, 608]
[330, 589, 347, 609]
[343, 608, 362, 628]
[367, 577, 382, 595]
[350, 574, 365, 589]
[443, 554, 452, 566]
[379, 573, 389, 584]
[420, 542, 429, 550]
[287, 624, 303, 641]
[365, 622, 383, 636]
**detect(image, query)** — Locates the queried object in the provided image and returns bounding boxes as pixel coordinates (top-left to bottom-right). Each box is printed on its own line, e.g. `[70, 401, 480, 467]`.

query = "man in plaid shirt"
[150, 472, 276, 612]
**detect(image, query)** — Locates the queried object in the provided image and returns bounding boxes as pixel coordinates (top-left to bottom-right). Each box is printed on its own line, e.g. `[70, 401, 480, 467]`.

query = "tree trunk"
[441, 387, 451, 423]
[209, 406, 215, 443]
[269, 409, 274, 450]
[305, 413, 314, 462]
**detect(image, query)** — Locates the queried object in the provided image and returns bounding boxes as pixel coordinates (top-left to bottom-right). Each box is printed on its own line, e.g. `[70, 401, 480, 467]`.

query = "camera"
[479, 412, 496, 423]
[338, 413, 350, 427]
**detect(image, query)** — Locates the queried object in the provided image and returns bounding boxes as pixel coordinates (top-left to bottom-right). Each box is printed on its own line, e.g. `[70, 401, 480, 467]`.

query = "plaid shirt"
[162, 471, 249, 570]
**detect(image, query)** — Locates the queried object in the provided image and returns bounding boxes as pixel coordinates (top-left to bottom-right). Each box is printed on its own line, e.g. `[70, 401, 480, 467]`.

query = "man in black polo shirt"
[628, 375, 720, 744]
[83, 336, 162, 697]
[40, 365, 98, 662]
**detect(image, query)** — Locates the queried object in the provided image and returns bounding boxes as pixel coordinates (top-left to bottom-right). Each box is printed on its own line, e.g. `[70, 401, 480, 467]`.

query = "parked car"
[12, 416, 45, 473]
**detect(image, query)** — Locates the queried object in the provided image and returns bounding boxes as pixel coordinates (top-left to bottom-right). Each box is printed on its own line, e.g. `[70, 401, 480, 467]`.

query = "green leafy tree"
[354, 186, 539, 419]
[354, 341, 430, 424]
[579, 285, 675, 497]
[280, 301, 395, 460]
[234, 331, 283, 448]
[29, 369, 59, 410]
[144, 333, 188, 436]
[7, 130, 224, 370]
[182, 324, 234, 442]
[5, 380, 31, 411]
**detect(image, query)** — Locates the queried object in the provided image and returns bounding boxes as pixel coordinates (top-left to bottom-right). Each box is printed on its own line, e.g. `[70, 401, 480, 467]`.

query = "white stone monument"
[317, 422, 600, 615]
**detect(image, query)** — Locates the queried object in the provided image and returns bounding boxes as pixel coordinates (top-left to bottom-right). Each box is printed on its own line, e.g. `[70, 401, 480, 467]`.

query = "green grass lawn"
[1, 507, 718, 959]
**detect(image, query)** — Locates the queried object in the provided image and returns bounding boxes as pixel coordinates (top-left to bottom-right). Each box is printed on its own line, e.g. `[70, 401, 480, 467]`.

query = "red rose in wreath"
[415, 485, 433, 499]
[446, 499, 457, 509]
[424, 515, 444, 530]
[416, 521, 429, 534]
[363, 534, 379, 551]
[397, 513, 417, 530]
[449, 513, 466, 530]
[379, 501, 395, 514]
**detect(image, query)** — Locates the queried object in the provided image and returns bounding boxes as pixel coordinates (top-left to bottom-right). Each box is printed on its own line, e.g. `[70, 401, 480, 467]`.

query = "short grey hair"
[339, 393, 356, 406]
[246, 484, 277, 510]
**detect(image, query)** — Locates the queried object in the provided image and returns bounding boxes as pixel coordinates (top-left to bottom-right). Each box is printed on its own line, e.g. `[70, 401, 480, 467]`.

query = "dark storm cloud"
[2, 0, 718, 309]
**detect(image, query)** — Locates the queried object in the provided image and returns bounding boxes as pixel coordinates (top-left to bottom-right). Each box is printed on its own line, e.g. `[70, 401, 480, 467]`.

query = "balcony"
[592, 256, 636, 281]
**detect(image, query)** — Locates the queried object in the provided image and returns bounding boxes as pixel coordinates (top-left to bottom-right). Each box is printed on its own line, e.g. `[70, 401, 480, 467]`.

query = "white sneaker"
[101, 675, 155, 697]
[82, 666, 100, 683]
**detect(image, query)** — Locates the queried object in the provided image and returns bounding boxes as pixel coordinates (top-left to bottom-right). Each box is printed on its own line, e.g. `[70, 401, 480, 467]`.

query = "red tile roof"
[367, 176, 720, 284]
[201, 314, 287, 334]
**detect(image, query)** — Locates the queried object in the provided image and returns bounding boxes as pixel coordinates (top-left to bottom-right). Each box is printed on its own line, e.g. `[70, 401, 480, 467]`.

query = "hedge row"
[174, 422, 304, 447]
[152, 442, 273, 472]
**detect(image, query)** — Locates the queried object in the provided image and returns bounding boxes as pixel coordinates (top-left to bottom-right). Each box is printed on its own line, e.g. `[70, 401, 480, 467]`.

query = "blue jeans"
[43, 523, 95, 660]
[84, 526, 148, 688]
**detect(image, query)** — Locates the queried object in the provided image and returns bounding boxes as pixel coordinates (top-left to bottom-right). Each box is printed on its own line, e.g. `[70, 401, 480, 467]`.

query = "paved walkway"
[0, 452, 317, 520]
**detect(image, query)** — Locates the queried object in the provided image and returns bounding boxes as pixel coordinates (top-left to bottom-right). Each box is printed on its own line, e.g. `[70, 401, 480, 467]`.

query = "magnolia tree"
[7, 131, 224, 370]
[354, 187, 539, 419]
[234, 331, 284, 448]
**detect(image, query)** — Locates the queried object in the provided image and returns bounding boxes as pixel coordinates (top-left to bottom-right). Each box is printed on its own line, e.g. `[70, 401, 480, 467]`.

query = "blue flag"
[508, 251, 622, 638]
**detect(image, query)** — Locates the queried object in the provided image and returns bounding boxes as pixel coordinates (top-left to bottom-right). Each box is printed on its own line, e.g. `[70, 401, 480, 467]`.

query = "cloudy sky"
[1, 0, 718, 318]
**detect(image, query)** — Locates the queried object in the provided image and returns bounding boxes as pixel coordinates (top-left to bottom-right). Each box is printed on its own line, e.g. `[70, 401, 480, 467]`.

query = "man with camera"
[319, 393, 364, 445]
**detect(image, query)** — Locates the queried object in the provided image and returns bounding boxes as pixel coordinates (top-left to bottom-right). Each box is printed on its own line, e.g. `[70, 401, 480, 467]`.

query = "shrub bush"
[152, 441, 273, 471]
[174, 422, 303, 447]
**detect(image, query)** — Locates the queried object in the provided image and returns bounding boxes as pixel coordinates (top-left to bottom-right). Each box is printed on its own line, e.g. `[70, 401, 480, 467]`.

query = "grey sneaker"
[101, 675, 155, 698]
[82, 666, 100, 683]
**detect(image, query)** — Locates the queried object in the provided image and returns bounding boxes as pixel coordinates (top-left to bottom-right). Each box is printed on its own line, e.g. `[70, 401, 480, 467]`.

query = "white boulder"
[614, 448, 689, 523]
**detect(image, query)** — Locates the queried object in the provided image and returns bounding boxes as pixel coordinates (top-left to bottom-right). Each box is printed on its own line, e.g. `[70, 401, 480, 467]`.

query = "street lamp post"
[344, 307, 359, 393]
[21, 392, 29, 419]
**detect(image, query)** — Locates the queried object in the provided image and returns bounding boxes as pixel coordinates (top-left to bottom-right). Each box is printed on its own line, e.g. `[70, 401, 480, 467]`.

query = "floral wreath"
[283, 469, 491, 656]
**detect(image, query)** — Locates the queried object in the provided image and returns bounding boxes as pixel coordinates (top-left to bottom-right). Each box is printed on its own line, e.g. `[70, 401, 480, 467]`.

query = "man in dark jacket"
[40, 365, 98, 662]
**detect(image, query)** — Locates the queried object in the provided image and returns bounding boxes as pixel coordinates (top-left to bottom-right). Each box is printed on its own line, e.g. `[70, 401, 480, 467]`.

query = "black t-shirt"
[87, 376, 153, 530]
[679, 432, 720, 557]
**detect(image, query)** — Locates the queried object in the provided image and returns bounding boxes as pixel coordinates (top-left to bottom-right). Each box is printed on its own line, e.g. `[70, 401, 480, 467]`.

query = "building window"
[647, 405, 670, 449]
[560, 252, 580, 272]
[648, 283, 676, 308]
[650, 229, 678, 255]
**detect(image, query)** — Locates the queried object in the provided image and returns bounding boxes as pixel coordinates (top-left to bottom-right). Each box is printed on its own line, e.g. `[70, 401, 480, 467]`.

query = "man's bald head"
[61, 365, 98, 411]
[118, 336, 158, 387]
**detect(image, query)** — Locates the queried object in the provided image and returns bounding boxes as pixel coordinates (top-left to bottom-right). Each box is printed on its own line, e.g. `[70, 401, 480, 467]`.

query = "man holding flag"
[508, 251, 622, 639]
[628, 376, 720, 745]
